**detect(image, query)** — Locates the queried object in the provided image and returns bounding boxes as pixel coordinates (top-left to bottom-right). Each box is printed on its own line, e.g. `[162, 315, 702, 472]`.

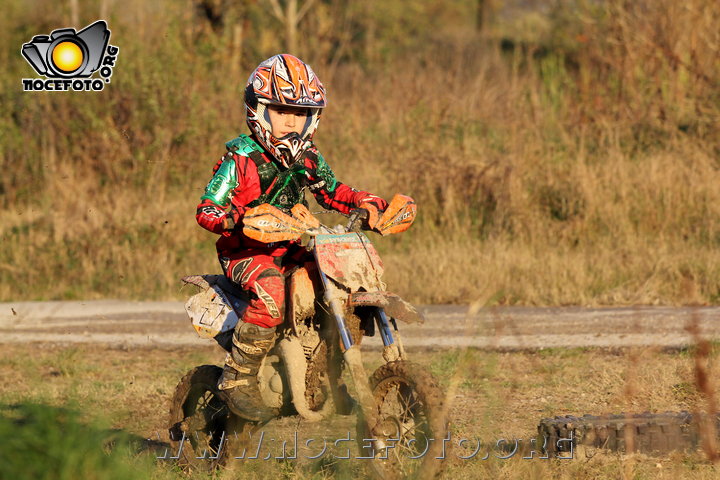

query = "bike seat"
[208, 275, 250, 302]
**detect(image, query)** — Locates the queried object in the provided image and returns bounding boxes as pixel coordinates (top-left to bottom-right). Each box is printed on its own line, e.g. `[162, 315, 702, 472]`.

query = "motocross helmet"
[245, 54, 327, 167]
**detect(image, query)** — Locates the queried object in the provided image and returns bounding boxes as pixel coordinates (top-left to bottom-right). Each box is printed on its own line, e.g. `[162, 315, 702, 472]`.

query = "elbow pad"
[201, 156, 238, 207]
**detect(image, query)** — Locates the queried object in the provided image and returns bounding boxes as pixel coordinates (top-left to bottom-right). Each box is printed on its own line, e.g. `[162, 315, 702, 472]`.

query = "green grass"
[0, 402, 160, 480]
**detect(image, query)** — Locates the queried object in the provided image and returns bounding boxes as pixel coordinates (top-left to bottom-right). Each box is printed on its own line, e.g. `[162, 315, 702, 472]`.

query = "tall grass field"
[1, 0, 719, 305]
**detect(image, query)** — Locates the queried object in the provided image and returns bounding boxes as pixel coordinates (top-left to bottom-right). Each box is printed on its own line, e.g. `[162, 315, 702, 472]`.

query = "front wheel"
[357, 361, 448, 480]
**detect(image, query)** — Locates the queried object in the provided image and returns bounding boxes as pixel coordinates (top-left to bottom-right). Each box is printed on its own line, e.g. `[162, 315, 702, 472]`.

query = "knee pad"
[252, 273, 285, 323]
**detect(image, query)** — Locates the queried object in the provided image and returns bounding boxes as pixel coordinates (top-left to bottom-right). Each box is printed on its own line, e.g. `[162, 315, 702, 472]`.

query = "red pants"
[220, 249, 287, 328]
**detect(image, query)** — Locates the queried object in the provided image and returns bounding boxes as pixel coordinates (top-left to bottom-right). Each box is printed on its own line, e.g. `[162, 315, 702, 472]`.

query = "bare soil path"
[1, 301, 718, 349]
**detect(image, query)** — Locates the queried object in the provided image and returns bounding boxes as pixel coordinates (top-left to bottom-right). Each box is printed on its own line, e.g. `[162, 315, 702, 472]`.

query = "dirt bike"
[168, 194, 448, 479]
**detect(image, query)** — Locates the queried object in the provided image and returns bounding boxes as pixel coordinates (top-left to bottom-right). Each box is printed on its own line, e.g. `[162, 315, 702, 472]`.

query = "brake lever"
[346, 209, 366, 232]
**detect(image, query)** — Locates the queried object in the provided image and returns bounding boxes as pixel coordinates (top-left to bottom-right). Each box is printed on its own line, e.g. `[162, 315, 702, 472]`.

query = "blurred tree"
[476, 0, 489, 32]
[197, 0, 226, 32]
[192, 0, 257, 77]
[266, 0, 317, 53]
[69, 0, 78, 26]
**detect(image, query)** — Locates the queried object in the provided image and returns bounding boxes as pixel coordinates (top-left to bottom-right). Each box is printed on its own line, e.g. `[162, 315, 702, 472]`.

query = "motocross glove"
[347, 202, 384, 232]
[358, 202, 382, 230]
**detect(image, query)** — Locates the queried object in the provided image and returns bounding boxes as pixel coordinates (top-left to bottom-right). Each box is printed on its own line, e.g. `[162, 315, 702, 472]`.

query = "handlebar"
[243, 195, 414, 244]
[305, 208, 368, 234]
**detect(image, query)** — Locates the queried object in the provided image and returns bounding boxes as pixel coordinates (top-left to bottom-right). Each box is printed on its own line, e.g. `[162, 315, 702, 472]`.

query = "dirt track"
[1, 301, 718, 350]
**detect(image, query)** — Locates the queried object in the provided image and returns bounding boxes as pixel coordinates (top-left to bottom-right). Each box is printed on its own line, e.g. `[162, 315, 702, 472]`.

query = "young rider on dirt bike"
[195, 54, 388, 422]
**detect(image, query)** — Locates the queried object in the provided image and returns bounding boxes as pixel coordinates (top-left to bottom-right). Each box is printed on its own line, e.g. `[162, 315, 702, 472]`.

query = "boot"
[217, 322, 279, 422]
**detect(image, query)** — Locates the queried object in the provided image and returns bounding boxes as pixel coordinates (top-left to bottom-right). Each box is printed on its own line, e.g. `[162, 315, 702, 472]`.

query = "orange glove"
[358, 202, 381, 230]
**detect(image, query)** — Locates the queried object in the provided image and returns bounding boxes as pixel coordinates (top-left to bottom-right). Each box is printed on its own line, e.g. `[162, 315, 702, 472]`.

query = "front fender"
[347, 292, 425, 324]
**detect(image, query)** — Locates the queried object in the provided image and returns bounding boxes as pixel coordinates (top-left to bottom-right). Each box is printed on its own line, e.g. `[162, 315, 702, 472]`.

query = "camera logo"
[21, 20, 119, 92]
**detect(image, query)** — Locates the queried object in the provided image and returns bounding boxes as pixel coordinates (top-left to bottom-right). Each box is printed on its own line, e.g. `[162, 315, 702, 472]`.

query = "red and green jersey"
[196, 134, 387, 256]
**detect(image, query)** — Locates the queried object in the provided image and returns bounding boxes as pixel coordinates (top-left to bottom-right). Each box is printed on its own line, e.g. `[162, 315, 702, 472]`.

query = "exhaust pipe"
[277, 337, 334, 422]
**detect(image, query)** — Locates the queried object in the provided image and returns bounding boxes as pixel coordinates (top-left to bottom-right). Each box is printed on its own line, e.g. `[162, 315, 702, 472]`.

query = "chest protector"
[226, 135, 309, 211]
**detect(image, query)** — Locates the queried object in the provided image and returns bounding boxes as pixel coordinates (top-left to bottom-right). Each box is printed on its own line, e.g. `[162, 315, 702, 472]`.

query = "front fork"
[315, 262, 405, 435]
[375, 308, 406, 362]
[316, 265, 403, 361]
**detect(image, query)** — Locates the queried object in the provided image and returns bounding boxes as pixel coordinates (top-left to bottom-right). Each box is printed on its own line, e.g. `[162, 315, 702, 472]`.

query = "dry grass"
[1, 0, 719, 305]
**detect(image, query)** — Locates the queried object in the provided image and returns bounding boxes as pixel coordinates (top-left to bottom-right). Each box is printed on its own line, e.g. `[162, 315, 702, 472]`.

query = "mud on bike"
[168, 195, 448, 479]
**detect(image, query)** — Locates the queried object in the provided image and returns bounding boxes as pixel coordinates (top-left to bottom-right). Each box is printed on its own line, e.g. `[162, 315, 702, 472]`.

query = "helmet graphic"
[245, 54, 327, 167]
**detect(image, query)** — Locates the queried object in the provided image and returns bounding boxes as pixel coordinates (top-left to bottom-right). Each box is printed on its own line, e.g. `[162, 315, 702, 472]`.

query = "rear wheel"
[168, 365, 254, 472]
[358, 361, 448, 480]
